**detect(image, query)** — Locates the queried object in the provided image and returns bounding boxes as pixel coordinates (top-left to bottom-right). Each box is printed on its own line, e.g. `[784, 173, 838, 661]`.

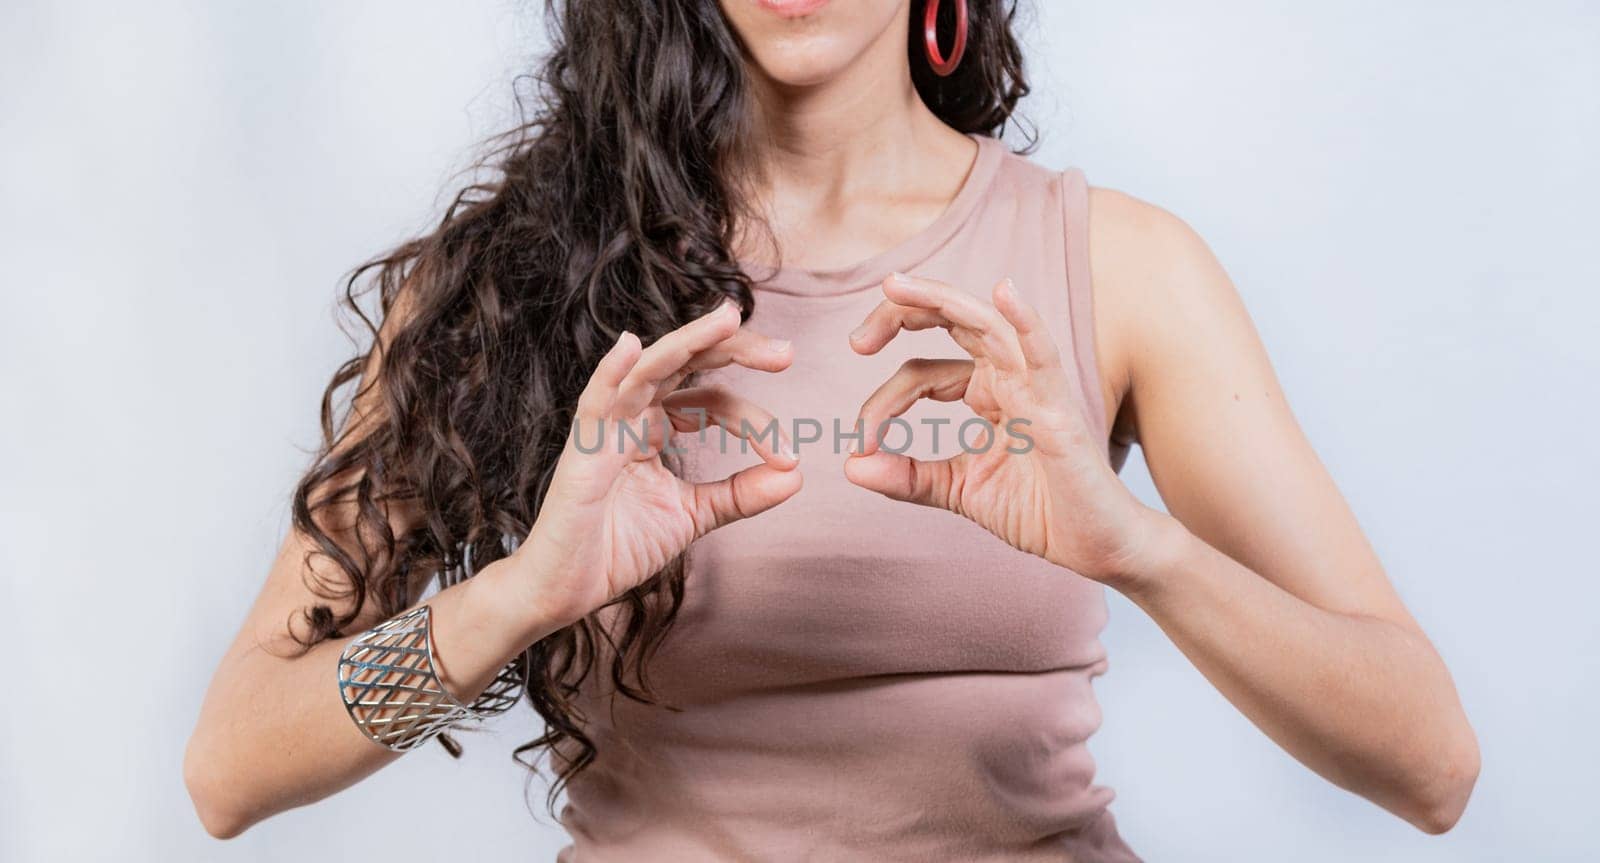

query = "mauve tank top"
[557, 133, 1139, 862]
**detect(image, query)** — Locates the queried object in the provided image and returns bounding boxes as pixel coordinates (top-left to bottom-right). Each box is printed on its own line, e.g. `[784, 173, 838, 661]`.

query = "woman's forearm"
[183, 557, 555, 838]
[1113, 513, 1480, 833]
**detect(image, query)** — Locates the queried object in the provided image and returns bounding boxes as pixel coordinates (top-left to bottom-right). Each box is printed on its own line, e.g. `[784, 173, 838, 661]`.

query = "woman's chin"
[745, 41, 857, 89]
[724, 0, 903, 89]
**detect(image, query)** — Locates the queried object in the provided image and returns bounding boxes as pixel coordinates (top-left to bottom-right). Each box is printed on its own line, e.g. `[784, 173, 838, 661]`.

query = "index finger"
[852, 274, 1023, 369]
[612, 300, 742, 416]
[646, 325, 796, 410]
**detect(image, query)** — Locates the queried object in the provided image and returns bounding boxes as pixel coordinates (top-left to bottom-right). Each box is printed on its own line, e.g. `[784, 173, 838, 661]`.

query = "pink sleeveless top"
[558, 134, 1139, 862]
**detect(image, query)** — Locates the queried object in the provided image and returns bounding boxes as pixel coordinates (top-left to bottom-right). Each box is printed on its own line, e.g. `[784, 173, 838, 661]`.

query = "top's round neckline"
[738, 133, 1005, 298]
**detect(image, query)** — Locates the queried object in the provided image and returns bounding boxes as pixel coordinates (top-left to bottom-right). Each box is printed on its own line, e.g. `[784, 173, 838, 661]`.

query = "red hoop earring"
[923, 0, 968, 77]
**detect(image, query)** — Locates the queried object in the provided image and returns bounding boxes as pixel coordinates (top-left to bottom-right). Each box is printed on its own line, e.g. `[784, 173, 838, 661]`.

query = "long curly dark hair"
[292, 0, 1031, 805]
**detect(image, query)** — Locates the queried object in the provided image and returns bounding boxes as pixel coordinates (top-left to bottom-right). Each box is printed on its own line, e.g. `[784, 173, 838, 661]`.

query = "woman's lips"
[753, 0, 830, 19]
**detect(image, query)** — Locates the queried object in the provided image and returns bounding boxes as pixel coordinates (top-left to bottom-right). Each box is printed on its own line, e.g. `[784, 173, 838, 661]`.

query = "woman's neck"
[737, 27, 977, 271]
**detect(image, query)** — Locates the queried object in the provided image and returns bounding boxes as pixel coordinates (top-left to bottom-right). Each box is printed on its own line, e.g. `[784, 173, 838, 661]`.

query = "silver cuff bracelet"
[337, 604, 523, 752]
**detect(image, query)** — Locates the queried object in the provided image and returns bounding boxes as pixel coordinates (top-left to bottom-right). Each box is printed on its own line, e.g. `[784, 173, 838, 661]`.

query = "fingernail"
[769, 338, 792, 354]
[848, 324, 867, 343]
[997, 278, 1021, 306]
[784, 440, 800, 461]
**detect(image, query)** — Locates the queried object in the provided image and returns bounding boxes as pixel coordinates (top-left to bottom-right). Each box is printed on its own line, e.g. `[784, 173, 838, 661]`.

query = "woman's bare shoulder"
[1082, 184, 1260, 440]
[1086, 186, 1227, 297]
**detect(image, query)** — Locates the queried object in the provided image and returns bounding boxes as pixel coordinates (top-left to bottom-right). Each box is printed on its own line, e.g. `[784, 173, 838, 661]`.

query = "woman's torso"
[557, 134, 1139, 862]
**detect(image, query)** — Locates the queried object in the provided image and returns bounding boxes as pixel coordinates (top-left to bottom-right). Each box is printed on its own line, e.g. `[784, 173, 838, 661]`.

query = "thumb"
[843, 450, 959, 511]
[689, 463, 805, 537]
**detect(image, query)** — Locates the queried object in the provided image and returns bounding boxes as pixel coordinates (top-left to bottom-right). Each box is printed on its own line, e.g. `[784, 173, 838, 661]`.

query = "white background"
[3, 1, 1596, 860]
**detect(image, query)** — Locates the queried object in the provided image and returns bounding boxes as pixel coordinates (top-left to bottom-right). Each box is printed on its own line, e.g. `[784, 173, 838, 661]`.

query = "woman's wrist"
[1089, 505, 1194, 598]
[462, 548, 572, 657]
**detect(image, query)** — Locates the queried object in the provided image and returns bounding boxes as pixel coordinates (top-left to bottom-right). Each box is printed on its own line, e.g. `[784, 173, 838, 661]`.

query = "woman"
[184, 0, 1480, 858]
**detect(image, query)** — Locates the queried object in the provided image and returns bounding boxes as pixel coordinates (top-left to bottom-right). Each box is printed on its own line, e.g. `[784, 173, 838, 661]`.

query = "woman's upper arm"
[1084, 187, 1417, 627]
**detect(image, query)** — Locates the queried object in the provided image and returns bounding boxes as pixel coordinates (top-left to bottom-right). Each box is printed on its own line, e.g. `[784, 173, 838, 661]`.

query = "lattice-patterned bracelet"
[336, 605, 523, 752]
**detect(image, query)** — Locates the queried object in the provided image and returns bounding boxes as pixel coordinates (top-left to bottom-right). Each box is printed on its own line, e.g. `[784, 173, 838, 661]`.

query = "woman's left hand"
[845, 273, 1163, 586]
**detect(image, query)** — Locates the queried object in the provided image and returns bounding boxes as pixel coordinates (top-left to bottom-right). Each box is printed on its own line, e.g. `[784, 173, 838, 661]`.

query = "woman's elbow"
[183, 734, 253, 840]
[1401, 727, 1481, 835]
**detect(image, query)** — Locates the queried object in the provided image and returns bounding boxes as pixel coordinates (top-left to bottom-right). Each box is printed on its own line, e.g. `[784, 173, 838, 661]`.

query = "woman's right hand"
[495, 300, 802, 634]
